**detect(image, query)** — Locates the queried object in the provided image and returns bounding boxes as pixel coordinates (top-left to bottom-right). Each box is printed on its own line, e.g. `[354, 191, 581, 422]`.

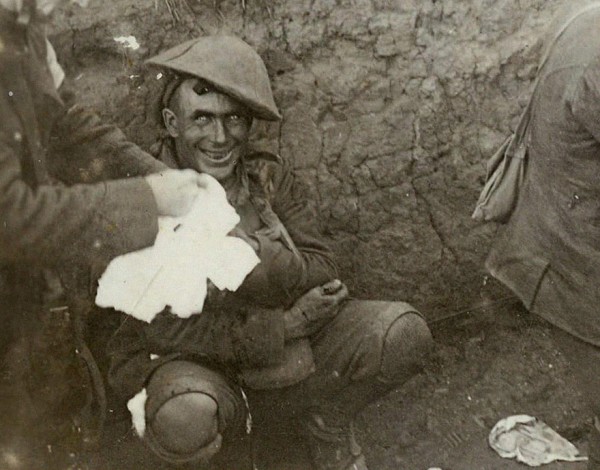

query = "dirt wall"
[50, 0, 565, 319]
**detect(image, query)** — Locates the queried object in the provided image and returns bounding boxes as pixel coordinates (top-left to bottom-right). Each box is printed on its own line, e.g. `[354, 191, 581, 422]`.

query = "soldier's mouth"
[201, 149, 234, 163]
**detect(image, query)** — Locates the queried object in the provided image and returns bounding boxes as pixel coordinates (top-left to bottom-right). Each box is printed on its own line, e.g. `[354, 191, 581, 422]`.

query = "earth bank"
[47, 1, 591, 469]
[50, 0, 565, 318]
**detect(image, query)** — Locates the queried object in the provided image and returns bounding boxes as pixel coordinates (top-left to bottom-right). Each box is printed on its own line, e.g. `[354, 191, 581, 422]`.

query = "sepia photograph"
[0, 0, 598, 468]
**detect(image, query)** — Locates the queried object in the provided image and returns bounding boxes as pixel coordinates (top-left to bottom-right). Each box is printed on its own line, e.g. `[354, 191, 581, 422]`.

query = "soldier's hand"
[299, 280, 348, 317]
[145, 169, 208, 217]
[284, 279, 348, 340]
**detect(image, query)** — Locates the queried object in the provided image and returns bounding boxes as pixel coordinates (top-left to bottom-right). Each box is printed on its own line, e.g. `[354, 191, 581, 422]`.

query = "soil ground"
[45, 2, 585, 466]
[79, 299, 590, 470]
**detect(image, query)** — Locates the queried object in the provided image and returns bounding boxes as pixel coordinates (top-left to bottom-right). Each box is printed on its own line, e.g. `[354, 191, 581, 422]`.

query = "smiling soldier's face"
[163, 78, 252, 182]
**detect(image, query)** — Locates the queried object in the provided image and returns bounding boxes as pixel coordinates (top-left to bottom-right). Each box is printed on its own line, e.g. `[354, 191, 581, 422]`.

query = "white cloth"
[489, 415, 587, 467]
[95, 174, 260, 323]
[127, 388, 148, 438]
[45, 39, 65, 90]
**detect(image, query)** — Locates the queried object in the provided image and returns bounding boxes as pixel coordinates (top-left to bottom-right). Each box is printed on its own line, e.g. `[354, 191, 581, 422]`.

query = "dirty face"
[163, 78, 252, 182]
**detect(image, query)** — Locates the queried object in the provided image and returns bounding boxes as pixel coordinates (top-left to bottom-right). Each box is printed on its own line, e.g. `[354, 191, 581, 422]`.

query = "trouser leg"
[273, 300, 432, 421]
[250, 300, 433, 470]
[142, 360, 247, 468]
[549, 326, 600, 469]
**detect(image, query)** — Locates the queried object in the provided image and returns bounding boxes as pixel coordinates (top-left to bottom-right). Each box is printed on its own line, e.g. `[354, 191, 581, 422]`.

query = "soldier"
[0, 0, 205, 466]
[107, 36, 433, 470]
[485, 3, 600, 469]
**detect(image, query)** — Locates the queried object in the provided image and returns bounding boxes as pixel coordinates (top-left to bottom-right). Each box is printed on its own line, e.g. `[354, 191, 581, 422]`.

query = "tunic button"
[93, 240, 102, 249]
[14, 132, 22, 142]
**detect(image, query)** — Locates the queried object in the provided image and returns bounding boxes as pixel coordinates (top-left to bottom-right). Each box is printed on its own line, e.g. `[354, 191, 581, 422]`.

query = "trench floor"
[82, 301, 589, 470]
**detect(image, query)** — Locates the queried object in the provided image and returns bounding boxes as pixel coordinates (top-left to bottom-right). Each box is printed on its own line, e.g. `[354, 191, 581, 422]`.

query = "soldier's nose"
[212, 119, 227, 144]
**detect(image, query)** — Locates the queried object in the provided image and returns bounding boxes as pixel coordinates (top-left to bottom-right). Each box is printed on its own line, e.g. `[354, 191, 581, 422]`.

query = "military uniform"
[0, 4, 164, 464]
[486, 4, 600, 468]
[107, 36, 433, 470]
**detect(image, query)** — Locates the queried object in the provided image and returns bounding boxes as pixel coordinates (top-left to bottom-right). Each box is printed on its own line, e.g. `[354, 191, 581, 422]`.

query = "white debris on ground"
[113, 35, 141, 50]
[489, 414, 588, 467]
[127, 388, 148, 438]
[95, 174, 260, 323]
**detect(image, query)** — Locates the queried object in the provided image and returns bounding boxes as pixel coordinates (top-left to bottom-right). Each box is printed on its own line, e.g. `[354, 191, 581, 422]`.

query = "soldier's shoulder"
[246, 151, 296, 200]
[245, 150, 291, 178]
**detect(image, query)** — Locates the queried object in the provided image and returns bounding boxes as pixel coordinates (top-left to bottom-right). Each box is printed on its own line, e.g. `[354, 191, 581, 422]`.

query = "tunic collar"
[153, 137, 253, 208]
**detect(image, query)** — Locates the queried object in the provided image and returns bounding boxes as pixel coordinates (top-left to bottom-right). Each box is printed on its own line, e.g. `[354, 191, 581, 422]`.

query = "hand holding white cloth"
[95, 174, 260, 322]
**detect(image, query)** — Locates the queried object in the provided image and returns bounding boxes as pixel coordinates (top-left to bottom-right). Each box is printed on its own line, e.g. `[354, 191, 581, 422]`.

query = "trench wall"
[50, 0, 566, 319]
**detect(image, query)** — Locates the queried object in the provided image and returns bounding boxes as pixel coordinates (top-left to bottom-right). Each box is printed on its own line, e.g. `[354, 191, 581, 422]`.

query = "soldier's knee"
[379, 312, 433, 383]
[150, 392, 219, 456]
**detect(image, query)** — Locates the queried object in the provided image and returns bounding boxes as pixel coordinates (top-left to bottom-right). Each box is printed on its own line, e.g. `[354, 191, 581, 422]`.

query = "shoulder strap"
[538, 2, 600, 73]
[507, 2, 600, 158]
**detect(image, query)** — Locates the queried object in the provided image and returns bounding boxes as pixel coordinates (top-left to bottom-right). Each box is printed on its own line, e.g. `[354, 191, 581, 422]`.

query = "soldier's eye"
[228, 114, 241, 121]
[194, 114, 210, 123]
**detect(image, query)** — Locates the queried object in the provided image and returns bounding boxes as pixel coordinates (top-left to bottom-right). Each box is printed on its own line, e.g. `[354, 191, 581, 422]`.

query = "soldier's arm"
[48, 99, 166, 184]
[108, 306, 286, 399]
[0, 146, 158, 267]
[44, 36, 165, 184]
[236, 158, 338, 307]
[0, 91, 158, 266]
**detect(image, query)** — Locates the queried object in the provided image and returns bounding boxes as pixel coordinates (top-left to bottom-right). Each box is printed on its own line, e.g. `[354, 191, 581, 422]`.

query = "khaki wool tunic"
[487, 6, 600, 346]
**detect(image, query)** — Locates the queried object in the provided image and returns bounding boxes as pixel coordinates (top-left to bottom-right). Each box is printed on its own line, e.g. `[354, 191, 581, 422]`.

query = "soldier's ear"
[162, 108, 179, 138]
